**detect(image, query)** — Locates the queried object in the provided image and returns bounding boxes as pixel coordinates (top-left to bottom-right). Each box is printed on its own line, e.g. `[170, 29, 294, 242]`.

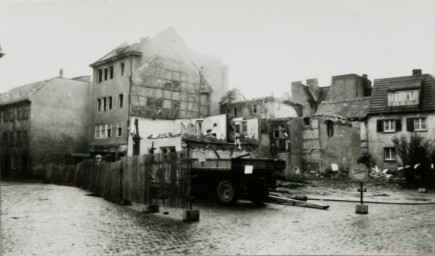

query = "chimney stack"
[362, 74, 368, 79]
[59, 68, 63, 78]
[412, 69, 422, 76]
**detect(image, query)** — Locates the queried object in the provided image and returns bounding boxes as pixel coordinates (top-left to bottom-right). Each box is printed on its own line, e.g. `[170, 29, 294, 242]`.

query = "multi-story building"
[88, 28, 228, 158]
[368, 69, 435, 169]
[0, 75, 90, 178]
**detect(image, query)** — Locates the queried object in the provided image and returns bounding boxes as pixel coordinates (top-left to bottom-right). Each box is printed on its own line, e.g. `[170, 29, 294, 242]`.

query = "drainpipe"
[126, 57, 134, 156]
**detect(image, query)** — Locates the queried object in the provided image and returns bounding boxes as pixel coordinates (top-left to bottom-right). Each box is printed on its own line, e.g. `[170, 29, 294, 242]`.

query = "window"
[108, 96, 112, 110]
[100, 124, 106, 138]
[118, 94, 124, 108]
[95, 125, 100, 139]
[3, 111, 8, 122]
[233, 108, 237, 116]
[117, 122, 123, 137]
[107, 124, 112, 138]
[388, 90, 419, 106]
[384, 120, 395, 132]
[109, 66, 114, 79]
[326, 120, 334, 138]
[273, 125, 287, 138]
[384, 147, 397, 161]
[196, 120, 203, 135]
[17, 108, 23, 120]
[104, 68, 108, 81]
[253, 104, 257, 113]
[303, 117, 311, 126]
[242, 121, 248, 135]
[414, 118, 426, 131]
[103, 97, 107, 111]
[97, 99, 102, 112]
[22, 131, 28, 144]
[98, 69, 103, 83]
[120, 63, 125, 76]
[23, 106, 29, 119]
[2, 132, 8, 144]
[235, 124, 241, 133]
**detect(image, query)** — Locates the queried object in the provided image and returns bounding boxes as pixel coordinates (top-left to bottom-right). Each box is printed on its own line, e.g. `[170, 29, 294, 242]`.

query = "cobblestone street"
[2, 181, 435, 255]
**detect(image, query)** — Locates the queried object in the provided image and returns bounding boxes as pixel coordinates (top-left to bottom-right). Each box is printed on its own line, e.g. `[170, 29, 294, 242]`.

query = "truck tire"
[217, 180, 237, 204]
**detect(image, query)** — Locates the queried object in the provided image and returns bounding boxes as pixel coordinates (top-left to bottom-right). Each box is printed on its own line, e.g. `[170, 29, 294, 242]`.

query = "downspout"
[126, 57, 134, 156]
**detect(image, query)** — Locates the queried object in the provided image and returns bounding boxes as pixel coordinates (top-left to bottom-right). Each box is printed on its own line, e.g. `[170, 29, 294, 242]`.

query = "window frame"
[383, 120, 396, 132]
[118, 93, 124, 108]
[384, 147, 397, 161]
[413, 118, 427, 131]
[116, 122, 123, 137]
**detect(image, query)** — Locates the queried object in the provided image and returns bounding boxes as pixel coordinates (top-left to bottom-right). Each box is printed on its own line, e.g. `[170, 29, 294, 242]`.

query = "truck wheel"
[217, 180, 237, 204]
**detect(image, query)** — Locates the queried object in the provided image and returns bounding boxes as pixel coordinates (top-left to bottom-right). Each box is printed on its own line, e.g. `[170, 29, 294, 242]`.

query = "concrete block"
[143, 205, 159, 213]
[355, 204, 368, 214]
[182, 209, 200, 222]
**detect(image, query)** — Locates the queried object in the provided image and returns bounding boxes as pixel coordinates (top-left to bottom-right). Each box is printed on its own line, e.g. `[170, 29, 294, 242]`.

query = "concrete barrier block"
[355, 204, 368, 214]
[143, 205, 159, 213]
[183, 209, 200, 222]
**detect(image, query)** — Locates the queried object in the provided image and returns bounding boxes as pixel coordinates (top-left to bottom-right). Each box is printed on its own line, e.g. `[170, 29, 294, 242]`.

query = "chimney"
[412, 69, 422, 76]
[59, 68, 63, 78]
[306, 78, 320, 99]
[362, 74, 368, 79]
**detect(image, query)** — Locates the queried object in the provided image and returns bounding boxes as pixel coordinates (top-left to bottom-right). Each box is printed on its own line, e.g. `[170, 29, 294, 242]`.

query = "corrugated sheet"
[369, 74, 435, 114]
[0, 79, 51, 105]
[315, 98, 370, 119]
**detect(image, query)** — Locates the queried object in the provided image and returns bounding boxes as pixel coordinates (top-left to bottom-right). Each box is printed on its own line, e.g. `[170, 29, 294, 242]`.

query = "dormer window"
[388, 90, 419, 106]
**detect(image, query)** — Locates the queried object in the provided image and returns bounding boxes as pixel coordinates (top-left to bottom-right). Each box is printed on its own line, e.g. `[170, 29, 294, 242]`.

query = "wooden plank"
[268, 194, 330, 210]
[136, 155, 145, 204]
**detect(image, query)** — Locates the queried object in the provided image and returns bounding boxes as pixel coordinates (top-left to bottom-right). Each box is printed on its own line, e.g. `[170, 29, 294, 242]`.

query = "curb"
[308, 197, 435, 205]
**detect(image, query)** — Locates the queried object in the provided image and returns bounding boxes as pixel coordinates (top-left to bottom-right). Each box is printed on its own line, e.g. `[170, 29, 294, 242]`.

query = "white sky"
[1, 0, 434, 98]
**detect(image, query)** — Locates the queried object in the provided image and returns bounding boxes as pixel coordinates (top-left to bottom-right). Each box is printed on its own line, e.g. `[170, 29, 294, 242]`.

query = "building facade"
[88, 28, 228, 158]
[368, 69, 435, 170]
[0, 76, 90, 178]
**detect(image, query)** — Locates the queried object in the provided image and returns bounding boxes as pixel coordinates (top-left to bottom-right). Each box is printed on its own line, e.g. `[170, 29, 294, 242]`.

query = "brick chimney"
[59, 68, 63, 78]
[412, 69, 422, 76]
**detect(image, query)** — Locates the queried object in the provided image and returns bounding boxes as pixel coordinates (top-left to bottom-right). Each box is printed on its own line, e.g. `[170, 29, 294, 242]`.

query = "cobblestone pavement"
[1, 181, 435, 255]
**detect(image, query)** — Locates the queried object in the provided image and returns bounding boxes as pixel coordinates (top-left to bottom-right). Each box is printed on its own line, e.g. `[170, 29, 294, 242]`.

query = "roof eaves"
[90, 51, 142, 67]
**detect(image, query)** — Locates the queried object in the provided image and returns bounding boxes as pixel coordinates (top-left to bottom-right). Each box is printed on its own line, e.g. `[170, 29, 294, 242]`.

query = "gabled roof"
[315, 97, 370, 120]
[0, 79, 52, 106]
[90, 42, 142, 67]
[369, 74, 435, 114]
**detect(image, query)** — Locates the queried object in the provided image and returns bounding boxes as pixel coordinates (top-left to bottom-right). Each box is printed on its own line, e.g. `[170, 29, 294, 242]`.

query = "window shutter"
[377, 120, 384, 132]
[396, 119, 402, 131]
[406, 118, 414, 131]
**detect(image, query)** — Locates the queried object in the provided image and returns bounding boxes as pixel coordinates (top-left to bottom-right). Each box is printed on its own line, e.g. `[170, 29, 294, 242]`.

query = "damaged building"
[219, 90, 303, 176]
[300, 74, 372, 174]
[0, 75, 91, 178]
[88, 27, 229, 158]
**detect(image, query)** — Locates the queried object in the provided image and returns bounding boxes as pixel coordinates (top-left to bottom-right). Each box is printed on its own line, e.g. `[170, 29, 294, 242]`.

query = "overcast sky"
[1, 0, 434, 98]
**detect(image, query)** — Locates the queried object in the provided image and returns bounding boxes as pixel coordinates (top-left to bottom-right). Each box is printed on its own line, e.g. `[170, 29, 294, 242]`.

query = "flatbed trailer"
[190, 158, 286, 204]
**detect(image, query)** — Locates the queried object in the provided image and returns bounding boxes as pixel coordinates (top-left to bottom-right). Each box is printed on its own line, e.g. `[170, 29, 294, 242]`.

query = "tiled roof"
[369, 74, 435, 114]
[0, 79, 51, 105]
[315, 97, 370, 120]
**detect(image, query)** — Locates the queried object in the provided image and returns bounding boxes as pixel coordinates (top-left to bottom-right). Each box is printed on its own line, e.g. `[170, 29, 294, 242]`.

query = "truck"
[190, 156, 286, 204]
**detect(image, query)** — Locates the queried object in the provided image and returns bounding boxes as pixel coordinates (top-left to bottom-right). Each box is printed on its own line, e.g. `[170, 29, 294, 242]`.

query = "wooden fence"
[47, 151, 191, 209]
